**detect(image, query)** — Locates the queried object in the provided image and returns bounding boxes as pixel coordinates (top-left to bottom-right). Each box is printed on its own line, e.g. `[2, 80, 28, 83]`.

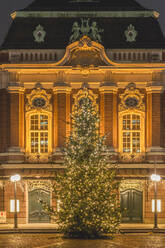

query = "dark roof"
[2, 17, 165, 50]
[22, 0, 148, 12]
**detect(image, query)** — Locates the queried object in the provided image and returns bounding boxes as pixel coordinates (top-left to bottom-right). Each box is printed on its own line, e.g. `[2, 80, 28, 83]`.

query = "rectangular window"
[30, 114, 48, 153]
[10, 200, 20, 213]
[122, 114, 141, 153]
[152, 199, 161, 212]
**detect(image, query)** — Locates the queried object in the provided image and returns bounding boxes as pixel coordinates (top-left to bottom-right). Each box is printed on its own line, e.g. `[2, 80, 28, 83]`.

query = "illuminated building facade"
[0, 0, 165, 224]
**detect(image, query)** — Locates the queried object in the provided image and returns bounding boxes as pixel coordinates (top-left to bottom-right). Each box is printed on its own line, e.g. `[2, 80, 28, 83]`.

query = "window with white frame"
[30, 114, 48, 153]
[122, 114, 141, 153]
[119, 111, 145, 155]
[10, 200, 20, 212]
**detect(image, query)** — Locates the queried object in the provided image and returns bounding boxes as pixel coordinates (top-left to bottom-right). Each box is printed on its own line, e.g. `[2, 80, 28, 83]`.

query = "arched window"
[26, 110, 52, 156]
[122, 114, 140, 153]
[30, 114, 48, 153]
[119, 111, 145, 154]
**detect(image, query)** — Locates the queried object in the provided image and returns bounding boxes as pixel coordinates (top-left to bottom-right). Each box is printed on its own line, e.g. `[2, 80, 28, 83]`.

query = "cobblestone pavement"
[0, 233, 165, 248]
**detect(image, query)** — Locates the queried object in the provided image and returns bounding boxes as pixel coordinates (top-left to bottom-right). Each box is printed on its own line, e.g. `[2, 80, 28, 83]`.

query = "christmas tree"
[53, 89, 121, 238]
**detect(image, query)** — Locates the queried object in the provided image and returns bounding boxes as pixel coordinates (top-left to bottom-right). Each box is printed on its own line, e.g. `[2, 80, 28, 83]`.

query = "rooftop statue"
[70, 19, 104, 43]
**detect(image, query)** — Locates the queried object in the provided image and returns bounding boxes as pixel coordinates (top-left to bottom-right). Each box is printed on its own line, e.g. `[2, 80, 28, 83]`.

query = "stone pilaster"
[146, 86, 165, 162]
[99, 84, 118, 160]
[6, 86, 25, 163]
[53, 84, 71, 160]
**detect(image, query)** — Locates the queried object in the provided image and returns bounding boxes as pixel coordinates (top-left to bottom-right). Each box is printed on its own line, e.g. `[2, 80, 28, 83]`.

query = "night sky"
[0, 0, 165, 45]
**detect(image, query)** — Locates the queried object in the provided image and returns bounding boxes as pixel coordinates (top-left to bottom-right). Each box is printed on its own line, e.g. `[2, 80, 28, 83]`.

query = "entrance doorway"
[28, 189, 51, 223]
[120, 189, 143, 223]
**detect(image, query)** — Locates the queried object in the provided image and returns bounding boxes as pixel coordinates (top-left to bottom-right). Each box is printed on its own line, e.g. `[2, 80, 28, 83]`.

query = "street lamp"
[151, 173, 161, 229]
[10, 174, 21, 228]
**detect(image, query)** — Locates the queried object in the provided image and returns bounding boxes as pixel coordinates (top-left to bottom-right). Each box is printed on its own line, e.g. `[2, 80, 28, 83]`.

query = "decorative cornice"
[7, 86, 25, 94]
[26, 87, 52, 112]
[99, 84, 118, 93]
[54, 36, 117, 67]
[11, 11, 159, 19]
[119, 83, 145, 112]
[146, 85, 164, 93]
[53, 86, 71, 93]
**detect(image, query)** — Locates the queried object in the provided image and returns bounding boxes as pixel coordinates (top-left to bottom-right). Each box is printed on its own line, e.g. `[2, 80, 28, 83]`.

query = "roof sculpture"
[1, 0, 165, 50]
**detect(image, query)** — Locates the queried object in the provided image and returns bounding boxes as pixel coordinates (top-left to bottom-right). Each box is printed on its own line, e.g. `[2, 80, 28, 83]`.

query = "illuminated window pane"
[30, 115, 39, 130]
[31, 132, 39, 153]
[123, 115, 131, 130]
[40, 115, 48, 130]
[152, 199, 161, 212]
[122, 114, 141, 153]
[30, 114, 49, 154]
[40, 132, 48, 153]
[10, 200, 20, 212]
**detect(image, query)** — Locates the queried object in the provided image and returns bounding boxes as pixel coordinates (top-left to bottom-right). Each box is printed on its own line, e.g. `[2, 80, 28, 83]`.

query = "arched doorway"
[120, 189, 143, 223]
[28, 189, 51, 223]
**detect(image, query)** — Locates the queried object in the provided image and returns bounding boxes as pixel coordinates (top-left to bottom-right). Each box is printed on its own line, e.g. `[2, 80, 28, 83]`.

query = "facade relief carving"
[27, 180, 52, 192]
[73, 88, 98, 110]
[120, 179, 144, 192]
[25, 87, 52, 163]
[33, 25, 46, 43]
[118, 83, 145, 163]
[25, 153, 51, 163]
[124, 24, 138, 43]
[119, 153, 145, 163]
[26, 87, 52, 112]
[119, 83, 145, 112]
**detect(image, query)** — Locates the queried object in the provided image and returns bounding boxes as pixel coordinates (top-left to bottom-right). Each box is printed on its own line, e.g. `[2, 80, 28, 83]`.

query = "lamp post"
[151, 173, 161, 229]
[10, 174, 21, 229]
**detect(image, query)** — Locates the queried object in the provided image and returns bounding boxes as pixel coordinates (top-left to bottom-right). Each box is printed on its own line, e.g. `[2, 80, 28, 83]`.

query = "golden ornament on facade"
[28, 180, 52, 192]
[119, 84, 145, 112]
[120, 179, 144, 192]
[26, 87, 52, 112]
[73, 88, 98, 111]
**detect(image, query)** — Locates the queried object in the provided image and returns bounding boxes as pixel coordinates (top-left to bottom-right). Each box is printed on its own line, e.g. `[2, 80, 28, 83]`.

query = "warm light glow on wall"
[10, 200, 20, 212]
[152, 199, 161, 212]
[57, 200, 61, 212]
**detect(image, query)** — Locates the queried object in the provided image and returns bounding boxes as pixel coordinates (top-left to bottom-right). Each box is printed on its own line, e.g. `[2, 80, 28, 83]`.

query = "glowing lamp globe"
[151, 174, 161, 182]
[10, 174, 21, 182]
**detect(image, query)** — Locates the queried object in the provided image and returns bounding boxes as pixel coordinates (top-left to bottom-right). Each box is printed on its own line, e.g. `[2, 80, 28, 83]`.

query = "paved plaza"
[0, 233, 165, 248]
